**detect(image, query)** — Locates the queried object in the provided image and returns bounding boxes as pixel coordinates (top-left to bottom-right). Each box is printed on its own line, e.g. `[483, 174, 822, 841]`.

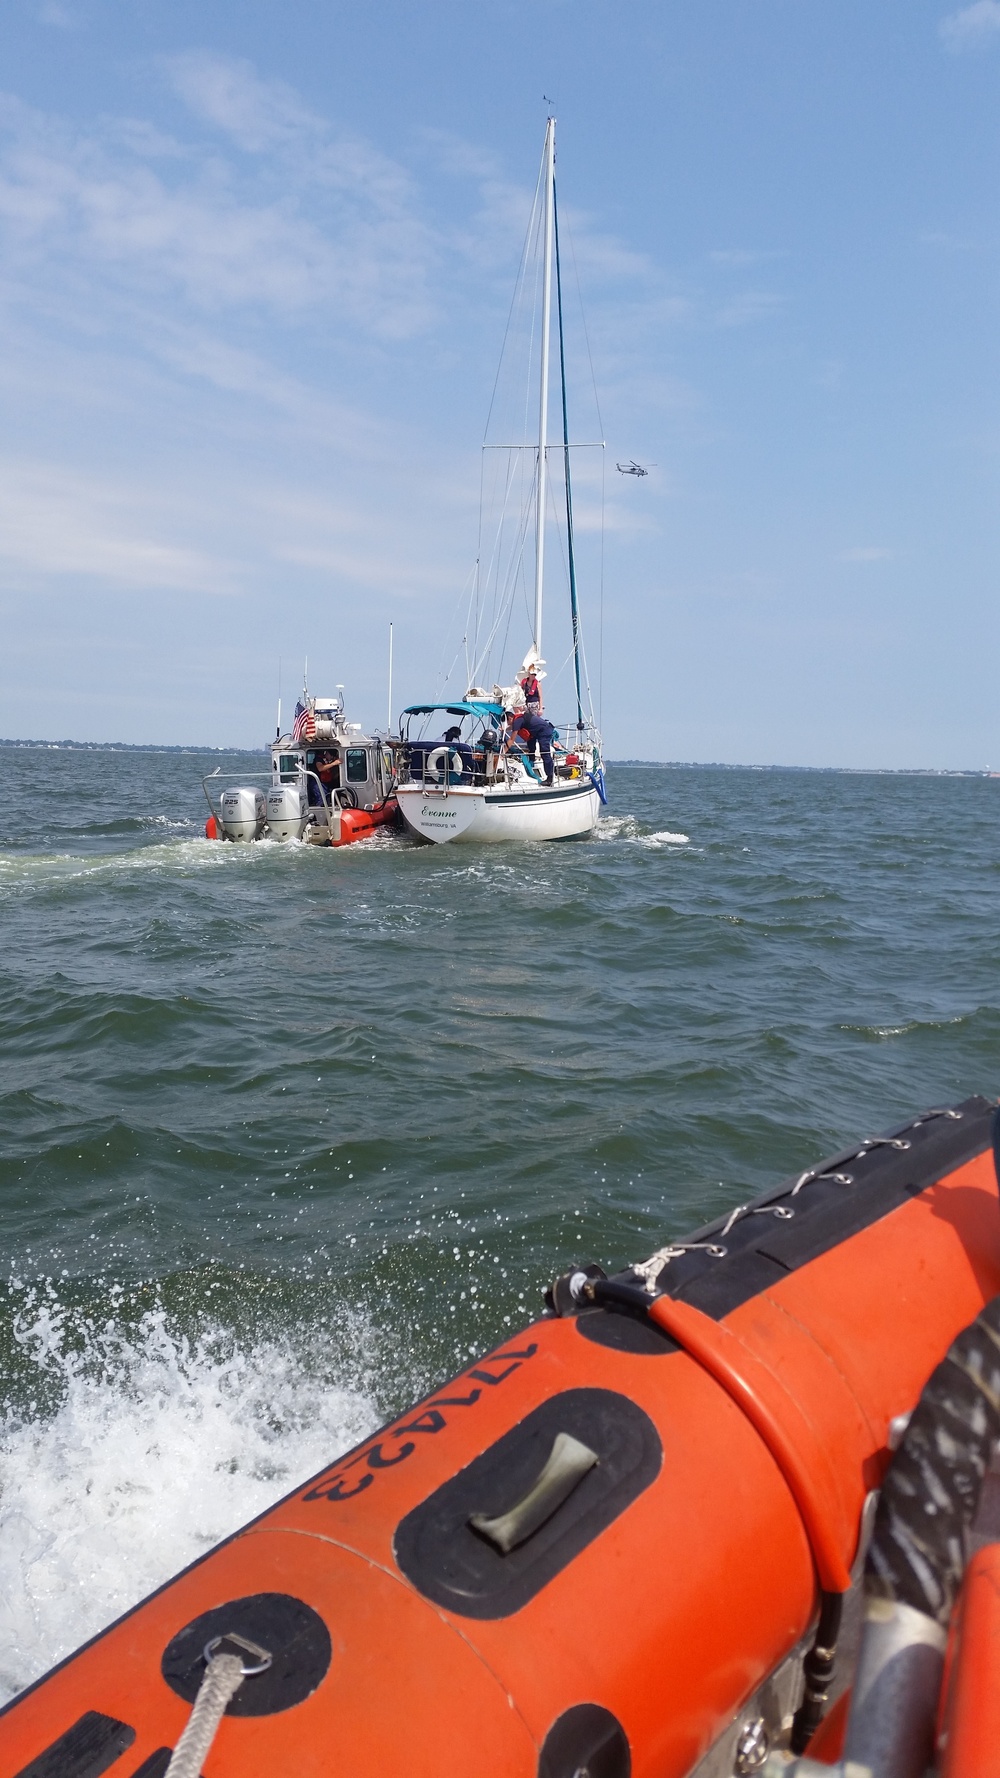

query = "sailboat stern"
[396, 786, 486, 844]
[396, 779, 601, 844]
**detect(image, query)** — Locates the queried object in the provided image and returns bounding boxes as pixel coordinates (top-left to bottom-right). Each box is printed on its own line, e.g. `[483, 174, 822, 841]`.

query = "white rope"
[631, 1240, 727, 1291]
[164, 1651, 246, 1778]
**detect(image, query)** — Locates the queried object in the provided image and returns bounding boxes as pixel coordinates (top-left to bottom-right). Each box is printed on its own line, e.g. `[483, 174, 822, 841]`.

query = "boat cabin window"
[345, 748, 369, 783]
[278, 754, 302, 782]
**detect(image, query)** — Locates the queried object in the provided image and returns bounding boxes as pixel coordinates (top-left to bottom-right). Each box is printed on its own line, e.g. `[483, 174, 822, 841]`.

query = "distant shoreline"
[609, 760, 996, 777]
[0, 738, 256, 755]
[0, 739, 994, 777]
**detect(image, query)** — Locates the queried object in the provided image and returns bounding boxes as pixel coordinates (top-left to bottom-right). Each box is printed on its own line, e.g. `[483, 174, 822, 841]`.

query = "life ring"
[335, 786, 359, 810]
[426, 747, 463, 782]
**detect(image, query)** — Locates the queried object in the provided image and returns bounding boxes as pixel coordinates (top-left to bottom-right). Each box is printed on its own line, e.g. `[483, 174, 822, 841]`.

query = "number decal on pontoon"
[301, 1345, 539, 1504]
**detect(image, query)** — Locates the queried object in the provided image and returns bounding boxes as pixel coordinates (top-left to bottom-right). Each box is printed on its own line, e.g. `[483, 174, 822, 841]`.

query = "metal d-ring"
[204, 1632, 273, 1677]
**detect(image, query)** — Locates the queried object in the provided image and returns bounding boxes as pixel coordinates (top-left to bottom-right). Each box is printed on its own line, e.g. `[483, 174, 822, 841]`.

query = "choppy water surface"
[1, 747, 998, 1696]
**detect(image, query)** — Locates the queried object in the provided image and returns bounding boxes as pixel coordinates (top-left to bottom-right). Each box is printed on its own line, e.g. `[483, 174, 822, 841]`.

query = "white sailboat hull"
[396, 779, 601, 845]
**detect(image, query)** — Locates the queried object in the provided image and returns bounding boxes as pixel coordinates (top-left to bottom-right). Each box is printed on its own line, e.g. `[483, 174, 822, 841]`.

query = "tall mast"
[532, 116, 556, 661]
[553, 178, 584, 730]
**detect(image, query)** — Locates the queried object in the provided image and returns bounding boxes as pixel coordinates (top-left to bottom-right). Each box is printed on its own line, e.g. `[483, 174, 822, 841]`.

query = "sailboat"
[394, 118, 607, 846]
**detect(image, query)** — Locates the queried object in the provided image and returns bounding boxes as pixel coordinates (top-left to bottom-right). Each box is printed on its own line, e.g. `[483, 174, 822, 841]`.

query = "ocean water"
[1, 747, 998, 1699]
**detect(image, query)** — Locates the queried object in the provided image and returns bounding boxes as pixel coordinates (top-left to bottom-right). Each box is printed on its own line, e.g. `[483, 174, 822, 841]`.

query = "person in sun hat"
[519, 661, 545, 716]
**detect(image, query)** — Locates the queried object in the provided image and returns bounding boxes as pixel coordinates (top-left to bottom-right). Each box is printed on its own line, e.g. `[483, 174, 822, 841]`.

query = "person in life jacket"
[315, 752, 341, 790]
[307, 751, 341, 804]
[506, 709, 556, 785]
[519, 663, 545, 715]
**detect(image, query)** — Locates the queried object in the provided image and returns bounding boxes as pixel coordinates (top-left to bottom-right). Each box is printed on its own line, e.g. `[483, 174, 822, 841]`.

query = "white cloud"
[418, 128, 504, 182]
[168, 53, 319, 153]
[0, 84, 437, 335]
[555, 204, 651, 284]
[35, 2, 75, 26]
[275, 540, 446, 594]
[919, 228, 976, 251]
[146, 323, 385, 448]
[168, 54, 420, 214]
[0, 61, 691, 388]
[0, 460, 240, 592]
[709, 248, 788, 268]
[0, 62, 685, 652]
[715, 290, 787, 328]
[940, 1, 1000, 49]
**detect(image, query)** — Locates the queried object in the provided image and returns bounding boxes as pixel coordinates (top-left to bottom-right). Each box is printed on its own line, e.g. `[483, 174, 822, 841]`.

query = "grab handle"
[469, 1432, 598, 1553]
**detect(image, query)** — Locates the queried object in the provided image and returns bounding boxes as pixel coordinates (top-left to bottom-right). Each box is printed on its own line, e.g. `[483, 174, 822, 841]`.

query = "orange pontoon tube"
[3, 1096, 999, 1778]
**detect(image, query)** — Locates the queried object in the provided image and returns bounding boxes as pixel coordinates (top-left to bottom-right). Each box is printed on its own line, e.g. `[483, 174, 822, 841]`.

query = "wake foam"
[0, 1290, 380, 1703]
[596, 815, 690, 845]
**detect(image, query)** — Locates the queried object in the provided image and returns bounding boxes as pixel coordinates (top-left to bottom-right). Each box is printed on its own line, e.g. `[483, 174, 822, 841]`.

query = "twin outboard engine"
[266, 783, 308, 840]
[219, 785, 266, 841]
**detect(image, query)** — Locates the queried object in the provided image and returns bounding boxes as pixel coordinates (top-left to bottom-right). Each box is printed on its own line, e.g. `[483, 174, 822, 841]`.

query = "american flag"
[292, 700, 316, 743]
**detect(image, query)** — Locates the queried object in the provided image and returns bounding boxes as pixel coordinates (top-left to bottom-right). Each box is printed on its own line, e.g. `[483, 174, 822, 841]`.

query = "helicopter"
[616, 459, 654, 477]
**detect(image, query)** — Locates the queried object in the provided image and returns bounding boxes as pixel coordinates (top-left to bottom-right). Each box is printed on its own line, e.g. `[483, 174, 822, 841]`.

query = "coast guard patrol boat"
[202, 690, 398, 847]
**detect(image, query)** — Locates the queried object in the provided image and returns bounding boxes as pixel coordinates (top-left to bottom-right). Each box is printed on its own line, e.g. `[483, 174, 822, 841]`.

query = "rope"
[165, 1634, 271, 1778]
[635, 1110, 956, 1273]
[631, 1239, 727, 1291]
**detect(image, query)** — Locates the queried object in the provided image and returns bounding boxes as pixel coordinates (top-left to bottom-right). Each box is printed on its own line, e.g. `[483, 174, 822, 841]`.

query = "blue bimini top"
[402, 701, 505, 719]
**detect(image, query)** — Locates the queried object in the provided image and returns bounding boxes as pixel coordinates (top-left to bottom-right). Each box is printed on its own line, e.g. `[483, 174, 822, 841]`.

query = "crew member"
[506, 709, 556, 786]
[313, 751, 341, 801]
[519, 664, 544, 715]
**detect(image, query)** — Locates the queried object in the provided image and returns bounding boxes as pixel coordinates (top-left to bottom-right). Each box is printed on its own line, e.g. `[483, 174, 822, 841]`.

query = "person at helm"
[305, 750, 340, 806]
[315, 751, 341, 790]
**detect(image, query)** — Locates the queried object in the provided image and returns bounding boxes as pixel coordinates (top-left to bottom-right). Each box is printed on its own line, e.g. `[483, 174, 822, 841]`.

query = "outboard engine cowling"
[266, 783, 307, 840]
[220, 785, 266, 841]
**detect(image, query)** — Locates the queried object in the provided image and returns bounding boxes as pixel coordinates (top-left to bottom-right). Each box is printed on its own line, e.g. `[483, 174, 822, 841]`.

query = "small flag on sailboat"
[292, 701, 316, 742]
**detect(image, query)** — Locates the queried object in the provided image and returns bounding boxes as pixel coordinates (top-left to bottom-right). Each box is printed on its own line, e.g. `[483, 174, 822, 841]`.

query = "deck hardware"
[734, 1717, 770, 1774]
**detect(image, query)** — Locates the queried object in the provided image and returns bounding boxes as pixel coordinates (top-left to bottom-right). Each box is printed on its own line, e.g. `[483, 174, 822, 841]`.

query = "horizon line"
[0, 738, 995, 777]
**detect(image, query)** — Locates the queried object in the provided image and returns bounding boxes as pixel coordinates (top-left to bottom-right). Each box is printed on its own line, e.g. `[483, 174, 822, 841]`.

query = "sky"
[0, 0, 998, 766]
